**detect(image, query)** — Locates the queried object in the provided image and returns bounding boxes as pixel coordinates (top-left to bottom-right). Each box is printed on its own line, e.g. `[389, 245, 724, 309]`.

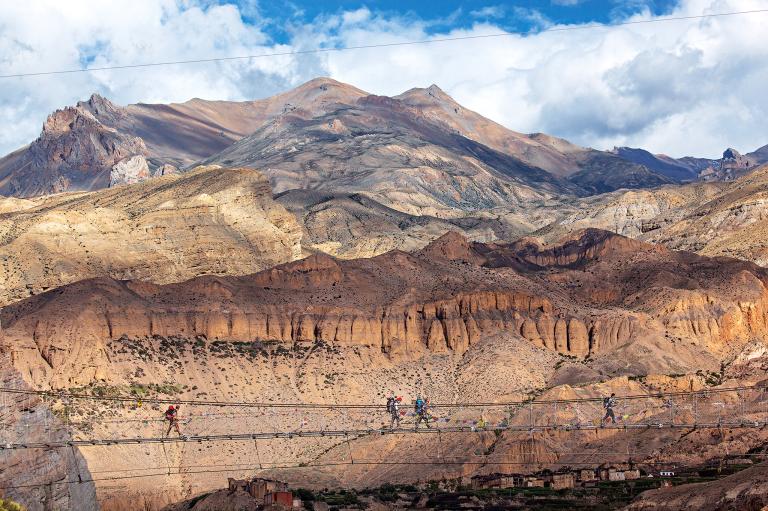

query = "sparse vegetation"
[0, 498, 25, 511]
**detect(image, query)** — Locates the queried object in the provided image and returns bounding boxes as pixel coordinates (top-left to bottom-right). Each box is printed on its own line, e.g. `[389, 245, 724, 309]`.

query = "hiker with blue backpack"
[414, 396, 431, 430]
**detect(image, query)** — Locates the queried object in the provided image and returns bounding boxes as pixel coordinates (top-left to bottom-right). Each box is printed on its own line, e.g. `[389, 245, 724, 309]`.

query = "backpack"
[603, 397, 612, 408]
[386, 397, 395, 413]
[415, 399, 424, 413]
[165, 409, 176, 420]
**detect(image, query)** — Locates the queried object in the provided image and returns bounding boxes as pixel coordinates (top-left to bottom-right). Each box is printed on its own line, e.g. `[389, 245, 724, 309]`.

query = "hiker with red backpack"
[164, 404, 183, 437]
[386, 394, 403, 429]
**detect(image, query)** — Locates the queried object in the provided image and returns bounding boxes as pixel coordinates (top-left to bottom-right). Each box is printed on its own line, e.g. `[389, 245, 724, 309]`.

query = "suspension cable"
[0, 383, 762, 409]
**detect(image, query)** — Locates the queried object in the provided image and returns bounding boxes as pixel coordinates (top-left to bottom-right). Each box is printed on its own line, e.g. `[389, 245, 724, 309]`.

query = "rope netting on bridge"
[1, 384, 767, 450]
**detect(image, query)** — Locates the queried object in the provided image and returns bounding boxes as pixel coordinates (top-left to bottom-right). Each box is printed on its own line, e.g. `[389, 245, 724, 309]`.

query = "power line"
[1, 8, 766, 79]
[1, 383, 762, 409]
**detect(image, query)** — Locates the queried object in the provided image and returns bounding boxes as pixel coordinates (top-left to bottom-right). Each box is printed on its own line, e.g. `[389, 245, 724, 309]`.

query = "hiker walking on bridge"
[602, 393, 617, 426]
[164, 405, 183, 437]
[387, 394, 402, 429]
[414, 396, 431, 430]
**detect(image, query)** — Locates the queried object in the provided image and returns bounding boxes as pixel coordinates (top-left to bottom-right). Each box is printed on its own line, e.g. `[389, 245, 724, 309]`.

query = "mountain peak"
[426, 83, 447, 96]
[396, 83, 457, 106]
[420, 231, 485, 264]
[291, 76, 368, 96]
[76, 92, 123, 121]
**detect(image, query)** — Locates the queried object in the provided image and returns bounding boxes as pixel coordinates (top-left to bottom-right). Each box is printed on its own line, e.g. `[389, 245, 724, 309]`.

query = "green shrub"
[0, 498, 25, 511]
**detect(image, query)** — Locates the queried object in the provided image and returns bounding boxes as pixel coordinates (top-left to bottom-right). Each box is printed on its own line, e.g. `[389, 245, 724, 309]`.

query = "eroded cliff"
[3, 230, 767, 389]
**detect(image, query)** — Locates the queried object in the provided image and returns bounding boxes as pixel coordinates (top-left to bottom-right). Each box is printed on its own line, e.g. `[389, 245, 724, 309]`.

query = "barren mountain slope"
[533, 182, 723, 241]
[124, 77, 369, 165]
[0, 166, 301, 306]
[624, 462, 768, 510]
[395, 85, 585, 176]
[0, 357, 98, 511]
[4, 229, 768, 388]
[1, 78, 670, 199]
[0, 78, 367, 197]
[531, 165, 768, 267]
[644, 164, 768, 265]
[202, 93, 582, 214]
[611, 146, 715, 181]
[275, 189, 537, 259]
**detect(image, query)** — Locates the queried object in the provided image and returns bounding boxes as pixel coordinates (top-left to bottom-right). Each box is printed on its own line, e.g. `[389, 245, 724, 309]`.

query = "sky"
[0, 0, 767, 158]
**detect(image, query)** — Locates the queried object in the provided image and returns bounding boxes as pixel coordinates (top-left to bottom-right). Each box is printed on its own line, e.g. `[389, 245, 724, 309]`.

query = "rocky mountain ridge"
[612, 144, 768, 183]
[1, 78, 673, 200]
[537, 163, 768, 267]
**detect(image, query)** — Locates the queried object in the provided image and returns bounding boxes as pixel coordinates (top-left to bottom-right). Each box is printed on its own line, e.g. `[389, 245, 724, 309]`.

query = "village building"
[470, 473, 524, 489]
[226, 477, 299, 509]
[524, 477, 545, 488]
[549, 472, 576, 490]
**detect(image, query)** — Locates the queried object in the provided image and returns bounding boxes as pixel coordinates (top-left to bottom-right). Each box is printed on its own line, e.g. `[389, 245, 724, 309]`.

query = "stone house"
[548, 472, 575, 490]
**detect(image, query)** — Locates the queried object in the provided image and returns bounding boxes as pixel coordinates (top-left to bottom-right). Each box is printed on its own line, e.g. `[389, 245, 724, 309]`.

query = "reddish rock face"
[3, 229, 768, 388]
[2, 96, 149, 196]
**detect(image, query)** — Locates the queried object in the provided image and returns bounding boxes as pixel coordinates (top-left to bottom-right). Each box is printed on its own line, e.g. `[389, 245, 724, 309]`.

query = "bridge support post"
[694, 395, 698, 426]
[254, 438, 262, 469]
[346, 435, 354, 464]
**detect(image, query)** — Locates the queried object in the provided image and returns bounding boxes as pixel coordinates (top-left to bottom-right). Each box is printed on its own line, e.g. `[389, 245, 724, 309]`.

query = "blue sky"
[1, 0, 767, 158]
[246, 0, 681, 41]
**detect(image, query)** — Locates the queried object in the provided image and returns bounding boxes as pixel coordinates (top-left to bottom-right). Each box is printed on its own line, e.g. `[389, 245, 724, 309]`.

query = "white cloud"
[319, 0, 768, 157]
[470, 6, 506, 19]
[0, 0, 767, 158]
[0, 0, 303, 153]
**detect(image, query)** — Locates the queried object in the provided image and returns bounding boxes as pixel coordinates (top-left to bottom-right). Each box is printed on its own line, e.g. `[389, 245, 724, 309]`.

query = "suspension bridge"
[1, 384, 766, 449]
[1, 383, 768, 494]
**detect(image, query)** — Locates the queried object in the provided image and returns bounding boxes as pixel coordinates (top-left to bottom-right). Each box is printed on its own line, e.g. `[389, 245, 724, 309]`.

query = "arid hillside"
[625, 462, 768, 510]
[5, 228, 768, 388]
[3, 77, 768, 511]
[538, 163, 768, 266]
[645, 163, 768, 265]
[0, 165, 301, 306]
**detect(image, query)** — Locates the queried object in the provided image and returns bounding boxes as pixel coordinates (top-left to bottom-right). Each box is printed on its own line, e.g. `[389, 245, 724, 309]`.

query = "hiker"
[386, 395, 402, 429]
[602, 393, 617, 425]
[165, 404, 182, 437]
[414, 396, 431, 430]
